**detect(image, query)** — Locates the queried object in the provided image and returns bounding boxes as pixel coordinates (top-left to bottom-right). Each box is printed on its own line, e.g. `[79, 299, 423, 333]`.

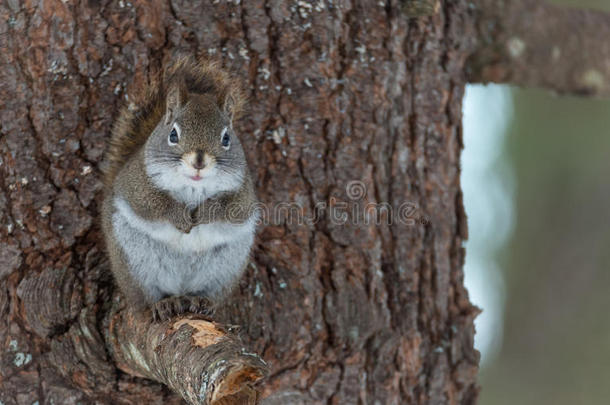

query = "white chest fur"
[114, 197, 255, 253]
[111, 197, 256, 301]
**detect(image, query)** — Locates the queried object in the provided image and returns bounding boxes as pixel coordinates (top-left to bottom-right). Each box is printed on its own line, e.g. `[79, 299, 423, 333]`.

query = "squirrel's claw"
[151, 295, 215, 322]
[186, 296, 215, 317]
[151, 298, 175, 322]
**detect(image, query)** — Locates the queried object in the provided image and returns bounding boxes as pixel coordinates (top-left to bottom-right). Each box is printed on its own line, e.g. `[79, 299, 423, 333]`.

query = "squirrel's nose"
[193, 150, 205, 170]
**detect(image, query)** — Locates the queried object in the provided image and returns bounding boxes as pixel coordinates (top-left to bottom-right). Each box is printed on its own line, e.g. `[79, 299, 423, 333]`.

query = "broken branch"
[105, 303, 268, 405]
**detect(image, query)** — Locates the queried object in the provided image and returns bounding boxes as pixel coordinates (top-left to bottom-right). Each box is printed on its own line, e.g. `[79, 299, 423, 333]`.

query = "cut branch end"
[104, 302, 268, 405]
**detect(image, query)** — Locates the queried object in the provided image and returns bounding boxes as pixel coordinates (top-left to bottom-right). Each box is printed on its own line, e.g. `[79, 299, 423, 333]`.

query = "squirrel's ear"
[223, 93, 237, 123]
[165, 80, 187, 124]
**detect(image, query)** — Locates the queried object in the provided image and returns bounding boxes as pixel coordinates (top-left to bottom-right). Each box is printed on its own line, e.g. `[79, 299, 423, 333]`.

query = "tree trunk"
[2, 0, 485, 403]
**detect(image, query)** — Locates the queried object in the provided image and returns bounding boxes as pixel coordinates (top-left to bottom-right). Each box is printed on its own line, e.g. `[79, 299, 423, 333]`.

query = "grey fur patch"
[111, 197, 255, 302]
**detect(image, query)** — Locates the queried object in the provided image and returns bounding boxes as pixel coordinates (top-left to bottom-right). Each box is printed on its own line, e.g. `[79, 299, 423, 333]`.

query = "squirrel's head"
[144, 79, 246, 202]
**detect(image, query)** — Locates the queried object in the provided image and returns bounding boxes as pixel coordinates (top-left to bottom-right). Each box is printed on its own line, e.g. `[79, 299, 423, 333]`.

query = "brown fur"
[103, 57, 245, 189]
[101, 58, 255, 317]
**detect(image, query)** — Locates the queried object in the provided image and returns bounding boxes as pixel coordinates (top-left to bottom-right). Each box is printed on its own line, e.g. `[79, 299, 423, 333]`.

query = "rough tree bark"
[0, 0, 605, 404]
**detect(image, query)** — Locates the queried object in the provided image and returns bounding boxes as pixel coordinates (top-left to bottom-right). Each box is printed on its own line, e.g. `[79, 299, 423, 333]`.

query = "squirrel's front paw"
[151, 296, 214, 322]
[168, 211, 194, 233]
[174, 220, 193, 234]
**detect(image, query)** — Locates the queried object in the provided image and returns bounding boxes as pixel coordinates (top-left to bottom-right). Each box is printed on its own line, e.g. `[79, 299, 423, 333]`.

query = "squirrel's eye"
[221, 127, 230, 149]
[168, 127, 179, 145]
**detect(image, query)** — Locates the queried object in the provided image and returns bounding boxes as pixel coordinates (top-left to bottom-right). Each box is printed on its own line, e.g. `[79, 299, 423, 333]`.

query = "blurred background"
[462, 1, 610, 404]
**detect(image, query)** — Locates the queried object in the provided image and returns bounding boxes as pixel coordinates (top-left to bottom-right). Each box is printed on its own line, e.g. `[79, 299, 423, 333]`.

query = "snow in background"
[461, 84, 515, 366]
